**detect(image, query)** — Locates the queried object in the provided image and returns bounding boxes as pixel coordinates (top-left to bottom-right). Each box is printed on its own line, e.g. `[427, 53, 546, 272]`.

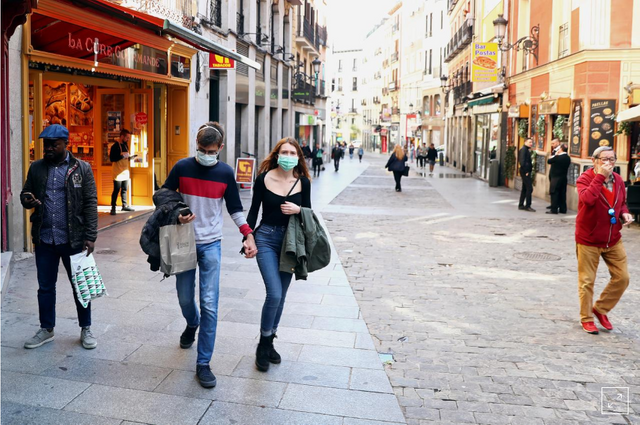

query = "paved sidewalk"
[324, 152, 640, 425]
[1, 159, 405, 425]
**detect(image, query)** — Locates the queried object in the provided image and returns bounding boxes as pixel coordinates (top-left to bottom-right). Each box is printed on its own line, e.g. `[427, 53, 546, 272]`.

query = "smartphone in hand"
[179, 207, 193, 217]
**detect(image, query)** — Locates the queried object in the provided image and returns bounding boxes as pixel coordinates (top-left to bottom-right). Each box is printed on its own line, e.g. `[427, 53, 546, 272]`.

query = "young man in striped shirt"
[163, 122, 257, 388]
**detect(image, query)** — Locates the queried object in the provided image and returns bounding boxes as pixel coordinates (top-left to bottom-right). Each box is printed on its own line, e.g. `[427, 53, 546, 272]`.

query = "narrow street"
[2, 154, 639, 424]
[324, 154, 640, 424]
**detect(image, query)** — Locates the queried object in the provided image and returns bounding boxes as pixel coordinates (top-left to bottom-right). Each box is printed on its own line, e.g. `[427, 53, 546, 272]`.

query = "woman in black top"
[245, 137, 311, 372]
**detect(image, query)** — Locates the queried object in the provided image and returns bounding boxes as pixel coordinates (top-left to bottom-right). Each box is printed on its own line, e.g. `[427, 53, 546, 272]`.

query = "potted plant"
[530, 150, 537, 187]
[553, 115, 567, 141]
[536, 116, 546, 140]
[518, 119, 529, 139]
[504, 145, 516, 186]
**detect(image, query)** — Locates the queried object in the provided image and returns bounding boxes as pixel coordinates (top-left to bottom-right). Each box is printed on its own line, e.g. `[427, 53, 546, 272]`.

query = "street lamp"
[312, 57, 321, 96]
[440, 75, 452, 93]
[492, 13, 540, 65]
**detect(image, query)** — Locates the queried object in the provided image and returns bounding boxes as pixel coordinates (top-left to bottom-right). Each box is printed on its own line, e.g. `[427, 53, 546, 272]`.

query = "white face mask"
[196, 150, 218, 167]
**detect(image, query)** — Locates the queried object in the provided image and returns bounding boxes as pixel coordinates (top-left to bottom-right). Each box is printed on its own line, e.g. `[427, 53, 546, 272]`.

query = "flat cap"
[38, 124, 69, 140]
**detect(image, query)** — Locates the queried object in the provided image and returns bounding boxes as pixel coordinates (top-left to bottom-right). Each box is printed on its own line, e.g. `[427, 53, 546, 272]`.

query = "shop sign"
[570, 100, 582, 156]
[539, 100, 557, 115]
[235, 158, 255, 184]
[171, 54, 191, 79]
[31, 13, 169, 77]
[588, 99, 616, 156]
[299, 114, 317, 126]
[508, 105, 520, 118]
[381, 108, 392, 122]
[135, 112, 148, 125]
[471, 43, 499, 83]
[209, 54, 235, 69]
[380, 128, 388, 136]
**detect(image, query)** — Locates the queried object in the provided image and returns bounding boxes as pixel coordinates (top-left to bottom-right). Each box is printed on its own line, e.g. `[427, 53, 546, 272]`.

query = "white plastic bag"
[70, 251, 107, 308]
[159, 223, 197, 275]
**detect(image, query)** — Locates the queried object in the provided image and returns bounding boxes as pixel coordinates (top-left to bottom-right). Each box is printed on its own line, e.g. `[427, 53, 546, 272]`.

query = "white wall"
[9, 29, 25, 252]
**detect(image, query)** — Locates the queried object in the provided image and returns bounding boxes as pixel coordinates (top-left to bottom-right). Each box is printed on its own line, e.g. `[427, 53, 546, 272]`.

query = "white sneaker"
[24, 328, 54, 349]
[81, 327, 97, 349]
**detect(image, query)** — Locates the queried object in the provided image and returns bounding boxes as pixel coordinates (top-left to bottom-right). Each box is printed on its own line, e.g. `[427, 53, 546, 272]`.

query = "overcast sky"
[326, 0, 397, 50]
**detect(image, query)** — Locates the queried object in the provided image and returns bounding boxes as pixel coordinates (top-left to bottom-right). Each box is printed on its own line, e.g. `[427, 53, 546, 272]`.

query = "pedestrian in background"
[20, 124, 99, 350]
[358, 146, 364, 163]
[109, 129, 135, 215]
[349, 143, 355, 160]
[245, 137, 312, 372]
[417, 144, 428, 168]
[427, 143, 438, 176]
[312, 142, 324, 178]
[410, 143, 415, 163]
[518, 138, 535, 212]
[575, 146, 633, 334]
[332, 142, 342, 171]
[301, 140, 312, 170]
[385, 144, 408, 192]
[163, 122, 255, 388]
[546, 142, 571, 214]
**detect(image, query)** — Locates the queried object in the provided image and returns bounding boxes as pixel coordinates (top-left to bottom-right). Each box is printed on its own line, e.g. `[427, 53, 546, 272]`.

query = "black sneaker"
[180, 325, 198, 349]
[196, 364, 217, 388]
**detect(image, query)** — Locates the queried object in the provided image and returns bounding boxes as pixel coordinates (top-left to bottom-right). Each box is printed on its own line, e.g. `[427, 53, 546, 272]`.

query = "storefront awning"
[162, 20, 261, 71]
[80, 0, 260, 70]
[468, 95, 496, 108]
[617, 104, 640, 122]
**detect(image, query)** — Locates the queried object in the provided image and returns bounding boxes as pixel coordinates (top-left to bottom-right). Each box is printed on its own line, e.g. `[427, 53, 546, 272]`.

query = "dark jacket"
[140, 189, 188, 272]
[519, 146, 532, 176]
[280, 207, 331, 280]
[109, 140, 129, 163]
[302, 145, 312, 159]
[385, 153, 407, 172]
[20, 151, 98, 250]
[426, 147, 438, 161]
[332, 146, 342, 160]
[575, 170, 630, 248]
[547, 153, 571, 191]
[312, 148, 324, 165]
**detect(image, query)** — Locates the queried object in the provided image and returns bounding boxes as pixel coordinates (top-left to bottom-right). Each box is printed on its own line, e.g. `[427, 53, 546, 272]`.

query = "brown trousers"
[576, 241, 630, 323]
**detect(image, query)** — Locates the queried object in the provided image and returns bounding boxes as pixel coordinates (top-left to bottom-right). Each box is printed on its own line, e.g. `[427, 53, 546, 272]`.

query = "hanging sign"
[570, 100, 582, 156]
[135, 112, 148, 125]
[209, 53, 236, 69]
[471, 43, 499, 83]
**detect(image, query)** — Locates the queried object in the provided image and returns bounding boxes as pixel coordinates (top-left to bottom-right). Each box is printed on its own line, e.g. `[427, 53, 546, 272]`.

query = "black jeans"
[519, 175, 533, 208]
[111, 179, 129, 207]
[35, 242, 91, 329]
[313, 162, 322, 176]
[358, 154, 363, 162]
[393, 171, 403, 191]
[550, 180, 567, 213]
[334, 158, 340, 171]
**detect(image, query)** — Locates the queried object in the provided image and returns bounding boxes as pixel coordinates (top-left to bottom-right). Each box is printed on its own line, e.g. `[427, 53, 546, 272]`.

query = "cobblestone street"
[324, 153, 640, 425]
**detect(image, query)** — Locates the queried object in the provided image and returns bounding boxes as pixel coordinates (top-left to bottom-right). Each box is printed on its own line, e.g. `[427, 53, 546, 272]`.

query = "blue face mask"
[196, 150, 218, 167]
[277, 155, 299, 171]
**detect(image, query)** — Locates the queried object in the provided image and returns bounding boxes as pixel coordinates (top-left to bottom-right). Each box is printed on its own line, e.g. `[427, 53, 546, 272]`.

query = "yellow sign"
[235, 158, 255, 184]
[471, 43, 499, 83]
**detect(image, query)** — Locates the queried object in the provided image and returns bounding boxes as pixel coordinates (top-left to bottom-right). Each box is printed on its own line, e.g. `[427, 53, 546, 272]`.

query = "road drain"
[513, 252, 561, 261]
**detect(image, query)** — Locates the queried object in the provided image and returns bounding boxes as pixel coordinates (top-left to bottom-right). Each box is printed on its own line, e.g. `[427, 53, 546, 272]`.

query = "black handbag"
[402, 165, 410, 177]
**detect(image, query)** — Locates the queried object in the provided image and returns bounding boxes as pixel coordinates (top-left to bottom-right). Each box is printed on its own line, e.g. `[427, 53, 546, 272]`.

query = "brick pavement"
[323, 153, 640, 425]
[0, 161, 405, 425]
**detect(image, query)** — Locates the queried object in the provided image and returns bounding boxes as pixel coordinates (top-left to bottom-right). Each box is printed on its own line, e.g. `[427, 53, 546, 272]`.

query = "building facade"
[329, 49, 363, 147]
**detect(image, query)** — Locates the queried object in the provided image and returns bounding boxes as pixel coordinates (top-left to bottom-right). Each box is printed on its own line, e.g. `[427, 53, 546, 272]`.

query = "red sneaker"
[593, 308, 613, 330]
[581, 322, 599, 334]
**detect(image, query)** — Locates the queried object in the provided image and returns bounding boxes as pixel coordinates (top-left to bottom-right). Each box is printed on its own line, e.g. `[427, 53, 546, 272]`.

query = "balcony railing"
[292, 73, 316, 105]
[208, 0, 222, 27]
[317, 25, 328, 47]
[303, 20, 315, 45]
[453, 81, 472, 105]
[391, 52, 398, 63]
[113, 0, 195, 29]
[237, 12, 245, 34]
[444, 23, 473, 63]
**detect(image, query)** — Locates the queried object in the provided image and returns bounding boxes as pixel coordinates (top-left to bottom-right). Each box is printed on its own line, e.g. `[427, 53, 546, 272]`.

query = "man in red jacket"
[575, 146, 634, 334]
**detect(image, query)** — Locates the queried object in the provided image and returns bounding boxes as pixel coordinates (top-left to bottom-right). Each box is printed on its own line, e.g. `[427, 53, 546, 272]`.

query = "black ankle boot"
[255, 335, 271, 372]
[267, 334, 281, 364]
[110, 206, 116, 215]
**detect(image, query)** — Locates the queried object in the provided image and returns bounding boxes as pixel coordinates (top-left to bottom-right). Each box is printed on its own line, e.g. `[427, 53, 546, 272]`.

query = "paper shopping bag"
[70, 251, 107, 308]
[159, 223, 197, 275]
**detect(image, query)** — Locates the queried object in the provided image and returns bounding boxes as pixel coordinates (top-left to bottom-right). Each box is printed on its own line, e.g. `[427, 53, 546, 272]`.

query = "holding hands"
[243, 234, 258, 258]
[281, 201, 301, 215]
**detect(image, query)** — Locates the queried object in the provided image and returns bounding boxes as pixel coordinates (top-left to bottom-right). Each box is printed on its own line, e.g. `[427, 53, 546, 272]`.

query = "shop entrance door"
[95, 88, 154, 206]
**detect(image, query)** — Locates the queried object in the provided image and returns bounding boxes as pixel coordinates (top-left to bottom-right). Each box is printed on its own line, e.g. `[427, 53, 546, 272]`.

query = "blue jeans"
[255, 224, 293, 337]
[35, 243, 90, 329]
[175, 240, 221, 365]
